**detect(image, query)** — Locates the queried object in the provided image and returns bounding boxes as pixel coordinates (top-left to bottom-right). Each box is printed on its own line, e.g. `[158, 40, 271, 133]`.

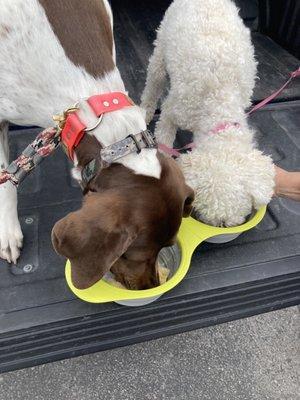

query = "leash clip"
[53, 105, 79, 135]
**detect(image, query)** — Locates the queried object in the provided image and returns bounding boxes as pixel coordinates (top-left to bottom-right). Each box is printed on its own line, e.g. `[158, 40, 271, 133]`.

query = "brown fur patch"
[38, 0, 114, 78]
[52, 154, 194, 290]
[0, 24, 10, 39]
[75, 134, 102, 167]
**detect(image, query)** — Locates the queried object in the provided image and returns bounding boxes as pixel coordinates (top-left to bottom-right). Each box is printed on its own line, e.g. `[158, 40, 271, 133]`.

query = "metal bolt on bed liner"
[23, 264, 33, 273]
[25, 217, 34, 224]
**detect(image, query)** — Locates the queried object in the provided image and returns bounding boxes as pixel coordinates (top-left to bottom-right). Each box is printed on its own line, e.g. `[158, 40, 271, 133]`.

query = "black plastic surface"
[0, 273, 299, 373]
[0, 1, 299, 372]
[112, 0, 300, 104]
[258, 0, 300, 59]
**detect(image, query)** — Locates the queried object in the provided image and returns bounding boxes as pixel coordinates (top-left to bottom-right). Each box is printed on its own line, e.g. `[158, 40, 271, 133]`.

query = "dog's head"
[52, 154, 194, 290]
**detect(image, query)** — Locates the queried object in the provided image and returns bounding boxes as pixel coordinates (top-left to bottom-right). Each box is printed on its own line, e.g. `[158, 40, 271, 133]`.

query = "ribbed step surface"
[0, 272, 299, 373]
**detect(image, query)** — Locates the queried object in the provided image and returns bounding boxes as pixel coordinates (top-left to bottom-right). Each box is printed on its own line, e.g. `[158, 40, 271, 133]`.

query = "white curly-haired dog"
[141, 0, 275, 227]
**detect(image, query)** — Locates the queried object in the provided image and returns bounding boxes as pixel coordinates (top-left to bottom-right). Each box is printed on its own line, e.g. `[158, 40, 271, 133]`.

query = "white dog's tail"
[141, 37, 167, 124]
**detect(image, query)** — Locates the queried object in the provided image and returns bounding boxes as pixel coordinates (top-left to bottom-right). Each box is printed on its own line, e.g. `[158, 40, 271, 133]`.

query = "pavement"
[0, 306, 299, 400]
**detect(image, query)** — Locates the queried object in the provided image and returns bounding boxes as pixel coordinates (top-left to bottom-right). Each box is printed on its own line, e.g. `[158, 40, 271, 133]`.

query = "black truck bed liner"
[0, 0, 299, 372]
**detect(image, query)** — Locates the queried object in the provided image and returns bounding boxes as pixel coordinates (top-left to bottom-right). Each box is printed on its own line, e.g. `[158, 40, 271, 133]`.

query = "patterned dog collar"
[81, 129, 157, 185]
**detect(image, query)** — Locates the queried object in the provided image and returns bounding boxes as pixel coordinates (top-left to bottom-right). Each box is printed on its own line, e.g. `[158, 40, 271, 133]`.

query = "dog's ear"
[52, 193, 138, 289]
[183, 185, 195, 217]
[243, 150, 275, 209]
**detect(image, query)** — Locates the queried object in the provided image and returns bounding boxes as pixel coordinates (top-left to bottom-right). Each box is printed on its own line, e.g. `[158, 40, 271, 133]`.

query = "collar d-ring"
[74, 99, 104, 132]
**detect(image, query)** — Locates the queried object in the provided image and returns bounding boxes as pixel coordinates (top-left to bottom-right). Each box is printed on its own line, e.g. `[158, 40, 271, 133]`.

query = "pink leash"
[159, 67, 300, 156]
[158, 142, 196, 157]
[247, 67, 300, 115]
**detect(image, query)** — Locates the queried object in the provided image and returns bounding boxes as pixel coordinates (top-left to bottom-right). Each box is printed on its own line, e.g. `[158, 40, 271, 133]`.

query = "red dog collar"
[60, 92, 134, 160]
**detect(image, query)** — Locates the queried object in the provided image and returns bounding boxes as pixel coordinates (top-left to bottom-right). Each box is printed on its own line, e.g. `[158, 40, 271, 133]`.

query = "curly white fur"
[141, 0, 275, 226]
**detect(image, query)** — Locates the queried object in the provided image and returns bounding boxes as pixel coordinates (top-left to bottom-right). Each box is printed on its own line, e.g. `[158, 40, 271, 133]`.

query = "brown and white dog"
[0, 0, 193, 289]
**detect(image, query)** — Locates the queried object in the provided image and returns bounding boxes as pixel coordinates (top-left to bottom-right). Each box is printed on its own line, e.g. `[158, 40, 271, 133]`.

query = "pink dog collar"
[158, 122, 240, 158]
[209, 121, 241, 135]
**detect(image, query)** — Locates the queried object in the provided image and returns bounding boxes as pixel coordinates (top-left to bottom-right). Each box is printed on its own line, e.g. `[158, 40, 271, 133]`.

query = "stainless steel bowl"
[192, 210, 255, 244]
[107, 243, 181, 307]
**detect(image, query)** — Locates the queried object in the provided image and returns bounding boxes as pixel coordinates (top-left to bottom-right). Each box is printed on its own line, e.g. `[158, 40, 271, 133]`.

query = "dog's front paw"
[0, 220, 23, 264]
[0, 183, 23, 264]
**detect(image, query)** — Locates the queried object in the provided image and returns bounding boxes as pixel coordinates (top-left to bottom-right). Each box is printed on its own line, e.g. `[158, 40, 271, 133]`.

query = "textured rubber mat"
[112, 0, 300, 104]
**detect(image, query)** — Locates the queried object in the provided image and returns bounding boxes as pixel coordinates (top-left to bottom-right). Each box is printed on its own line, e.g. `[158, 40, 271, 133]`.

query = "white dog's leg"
[0, 121, 23, 263]
[141, 38, 167, 124]
[155, 114, 177, 148]
[155, 99, 178, 148]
